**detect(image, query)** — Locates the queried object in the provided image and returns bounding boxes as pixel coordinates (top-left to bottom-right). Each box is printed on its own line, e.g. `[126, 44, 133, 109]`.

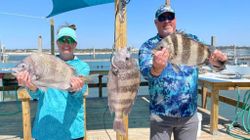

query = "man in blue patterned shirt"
[139, 5, 227, 140]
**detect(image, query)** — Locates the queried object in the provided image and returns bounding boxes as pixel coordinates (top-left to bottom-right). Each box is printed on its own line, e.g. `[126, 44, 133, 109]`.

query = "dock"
[0, 95, 249, 140]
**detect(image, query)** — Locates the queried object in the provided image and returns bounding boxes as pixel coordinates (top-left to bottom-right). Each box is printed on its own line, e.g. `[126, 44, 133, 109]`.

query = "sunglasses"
[58, 37, 76, 45]
[158, 13, 175, 22]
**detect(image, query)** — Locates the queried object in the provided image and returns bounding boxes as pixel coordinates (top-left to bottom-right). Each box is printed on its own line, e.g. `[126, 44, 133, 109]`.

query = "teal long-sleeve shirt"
[27, 56, 90, 140]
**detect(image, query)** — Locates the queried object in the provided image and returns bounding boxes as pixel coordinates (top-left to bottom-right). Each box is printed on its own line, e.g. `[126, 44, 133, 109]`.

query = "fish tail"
[113, 119, 126, 136]
[79, 74, 98, 83]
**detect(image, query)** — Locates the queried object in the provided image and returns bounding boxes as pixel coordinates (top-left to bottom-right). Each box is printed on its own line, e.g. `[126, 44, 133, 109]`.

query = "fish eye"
[20, 64, 26, 68]
[126, 57, 129, 61]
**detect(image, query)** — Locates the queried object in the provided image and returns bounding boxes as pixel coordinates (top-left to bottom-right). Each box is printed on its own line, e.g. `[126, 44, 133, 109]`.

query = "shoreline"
[5, 51, 139, 55]
[5, 52, 113, 55]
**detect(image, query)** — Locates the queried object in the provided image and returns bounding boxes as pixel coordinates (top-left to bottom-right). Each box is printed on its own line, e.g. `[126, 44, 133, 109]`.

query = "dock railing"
[0, 70, 249, 138]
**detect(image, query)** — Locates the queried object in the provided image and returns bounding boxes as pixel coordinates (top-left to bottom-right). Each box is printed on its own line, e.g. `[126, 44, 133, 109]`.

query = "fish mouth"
[211, 60, 227, 71]
[10, 68, 18, 77]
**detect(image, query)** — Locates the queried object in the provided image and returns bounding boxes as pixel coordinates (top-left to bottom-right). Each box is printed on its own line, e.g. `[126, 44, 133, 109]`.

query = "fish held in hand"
[12, 53, 89, 91]
[107, 48, 141, 135]
[154, 32, 226, 72]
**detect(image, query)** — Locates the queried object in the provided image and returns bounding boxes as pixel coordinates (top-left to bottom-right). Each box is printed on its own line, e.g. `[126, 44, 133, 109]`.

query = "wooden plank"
[114, 0, 127, 50]
[17, 88, 31, 100]
[17, 88, 32, 140]
[2, 97, 250, 140]
[114, 0, 128, 139]
[201, 87, 208, 108]
[198, 90, 248, 111]
[21, 99, 32, 140]
[84, 90, 87, 140]
[210, 88, 219, 135]
[50, 18, 55, 55]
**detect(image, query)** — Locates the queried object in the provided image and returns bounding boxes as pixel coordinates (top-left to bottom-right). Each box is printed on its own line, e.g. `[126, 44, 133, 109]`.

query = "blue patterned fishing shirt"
[139, 34, 199, 118]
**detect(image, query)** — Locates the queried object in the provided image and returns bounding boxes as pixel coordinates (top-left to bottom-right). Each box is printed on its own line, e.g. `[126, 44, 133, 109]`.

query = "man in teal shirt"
[16, 24, 90, 140]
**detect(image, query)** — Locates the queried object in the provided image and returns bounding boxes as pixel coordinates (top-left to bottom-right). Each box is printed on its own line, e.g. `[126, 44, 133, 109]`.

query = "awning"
[47, 0, 114, 17]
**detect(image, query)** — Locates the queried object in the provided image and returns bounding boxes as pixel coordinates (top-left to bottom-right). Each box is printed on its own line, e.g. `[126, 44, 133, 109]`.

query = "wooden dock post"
[114, 0, 128, 140]
[98, 75, 103, 98]
[17, 88, 32, 140]
[38, 35, 43, 53]
[50, 18, 55, 55]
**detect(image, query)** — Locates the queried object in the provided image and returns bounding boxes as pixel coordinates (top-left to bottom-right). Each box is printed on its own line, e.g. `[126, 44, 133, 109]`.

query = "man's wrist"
[151, 67, 162, 76]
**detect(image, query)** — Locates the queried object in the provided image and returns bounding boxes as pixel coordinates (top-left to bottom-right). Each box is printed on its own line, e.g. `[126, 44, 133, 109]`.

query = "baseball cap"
[57, 27, 77, 42]
[155, 5, 175, 19]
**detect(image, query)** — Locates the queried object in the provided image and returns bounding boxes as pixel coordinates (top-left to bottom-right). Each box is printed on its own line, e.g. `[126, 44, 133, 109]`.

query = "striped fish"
[12, 53, 89, 91]
[107, 48, 140, 135]
[154, 32, 226, 71]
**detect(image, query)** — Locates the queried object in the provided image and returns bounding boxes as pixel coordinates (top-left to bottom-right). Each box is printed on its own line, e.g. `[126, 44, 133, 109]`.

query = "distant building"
[38, 36, 43, 53]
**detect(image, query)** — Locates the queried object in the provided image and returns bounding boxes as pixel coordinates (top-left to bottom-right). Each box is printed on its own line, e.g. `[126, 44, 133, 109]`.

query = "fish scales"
[12, 53, 76, 90]
[155, 32, 213, 67]
[32, 53, 71, 81]
[180, 34, 191, 64]
[197, 43, 207, 64]
[117, 68, 140, 114]
[171, 32, 179, 59]
[107, 48, 140, 135]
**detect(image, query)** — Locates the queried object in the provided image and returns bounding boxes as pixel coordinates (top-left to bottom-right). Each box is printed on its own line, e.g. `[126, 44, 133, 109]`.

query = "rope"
[0, 12, 46, 20]
[226, 88, 250, 140]
[103, 105, 112, 140]
[115, 0, 131, 23]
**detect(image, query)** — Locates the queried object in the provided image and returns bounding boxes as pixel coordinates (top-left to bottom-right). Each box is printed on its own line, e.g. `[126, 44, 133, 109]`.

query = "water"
[0, 53, 139, 72]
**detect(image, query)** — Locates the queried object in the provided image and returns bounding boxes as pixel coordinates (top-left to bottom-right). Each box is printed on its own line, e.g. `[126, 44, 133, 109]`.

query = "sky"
[0, 0, 250, 50]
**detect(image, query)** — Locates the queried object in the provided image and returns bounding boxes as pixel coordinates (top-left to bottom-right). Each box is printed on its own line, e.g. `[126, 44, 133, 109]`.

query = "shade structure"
[47, 0, 114, 17]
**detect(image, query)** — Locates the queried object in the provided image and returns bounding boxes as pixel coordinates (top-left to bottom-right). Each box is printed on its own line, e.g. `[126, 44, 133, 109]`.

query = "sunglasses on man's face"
[58, 37, 76, 45]
[158, 13, 175, 22]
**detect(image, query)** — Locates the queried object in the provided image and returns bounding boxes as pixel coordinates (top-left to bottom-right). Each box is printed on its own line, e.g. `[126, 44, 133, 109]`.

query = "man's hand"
[16, 71, 37, 91]
[209, 49, 228, 68]
[151, 47, 169, 76]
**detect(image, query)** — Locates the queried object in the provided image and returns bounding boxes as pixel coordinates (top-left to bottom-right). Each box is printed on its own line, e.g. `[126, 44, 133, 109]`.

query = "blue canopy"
[47, 0, 114, 17]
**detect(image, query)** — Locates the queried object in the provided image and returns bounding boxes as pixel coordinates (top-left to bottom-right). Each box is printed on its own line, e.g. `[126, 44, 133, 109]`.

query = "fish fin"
[113, 119, 126, 136]
[79, 74, 99, 83]
[108, 104, 115, 113]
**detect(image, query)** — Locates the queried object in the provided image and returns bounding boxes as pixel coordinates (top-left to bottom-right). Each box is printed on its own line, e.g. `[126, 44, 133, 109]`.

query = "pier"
[0, 70, 250, 140]
[0, 96, 249, 140]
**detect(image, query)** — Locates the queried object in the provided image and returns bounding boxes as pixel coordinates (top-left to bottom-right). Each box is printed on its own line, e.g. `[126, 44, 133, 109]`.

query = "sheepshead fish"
[12, 53, 89, 91]
[154, 32, 226, 71]
[107, 48, 140, 135]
